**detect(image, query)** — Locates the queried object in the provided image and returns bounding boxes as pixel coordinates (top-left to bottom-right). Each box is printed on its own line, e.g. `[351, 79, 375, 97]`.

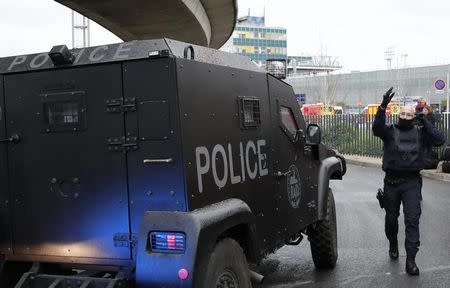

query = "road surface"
[257, 164, 450, 288]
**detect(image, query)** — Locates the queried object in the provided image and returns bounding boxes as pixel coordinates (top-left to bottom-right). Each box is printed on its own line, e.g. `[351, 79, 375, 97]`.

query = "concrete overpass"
[55, 0, 238, 48]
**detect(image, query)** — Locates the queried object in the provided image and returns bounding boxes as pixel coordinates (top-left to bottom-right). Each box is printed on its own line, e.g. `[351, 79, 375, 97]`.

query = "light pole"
[72, 11, 90, 49]
[447, 69, 450, 113]
[401, 53, 408, 68]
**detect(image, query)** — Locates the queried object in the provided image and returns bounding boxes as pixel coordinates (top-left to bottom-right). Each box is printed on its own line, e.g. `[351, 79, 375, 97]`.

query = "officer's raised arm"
[372, 87, 395, 139]
[418, 114, 445, 146]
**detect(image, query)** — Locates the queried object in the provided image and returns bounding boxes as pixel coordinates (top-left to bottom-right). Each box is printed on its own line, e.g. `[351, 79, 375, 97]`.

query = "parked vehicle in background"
[301, 103, 343, 116]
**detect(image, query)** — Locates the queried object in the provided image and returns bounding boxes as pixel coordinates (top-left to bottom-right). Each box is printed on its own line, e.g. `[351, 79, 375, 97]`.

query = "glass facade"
[226, 17, 287, 67]
[220, 16, 339, 74]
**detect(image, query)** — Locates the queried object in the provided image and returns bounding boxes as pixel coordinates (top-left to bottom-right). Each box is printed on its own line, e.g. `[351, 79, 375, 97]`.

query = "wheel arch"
[317, 156, 345, 220]
[191, 198, 259, 286]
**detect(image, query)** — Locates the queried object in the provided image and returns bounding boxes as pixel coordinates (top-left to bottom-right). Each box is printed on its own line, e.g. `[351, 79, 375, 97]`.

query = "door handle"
[143, 158, 174, 164]
[0, 134, 20, 143]
[273, 170, 292, 178]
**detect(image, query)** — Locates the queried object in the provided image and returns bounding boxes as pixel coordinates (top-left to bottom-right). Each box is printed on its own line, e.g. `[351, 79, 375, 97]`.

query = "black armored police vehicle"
[0, 39, 346, 288]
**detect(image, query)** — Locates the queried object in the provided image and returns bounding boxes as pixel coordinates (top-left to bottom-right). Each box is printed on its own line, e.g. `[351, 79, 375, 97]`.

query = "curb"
[344, 157, 381, 169]
[421, 170, 450, 182]
[343, 155, 450, 182]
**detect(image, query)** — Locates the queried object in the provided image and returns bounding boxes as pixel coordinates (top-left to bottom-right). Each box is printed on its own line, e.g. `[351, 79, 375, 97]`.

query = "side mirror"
[306, 124, 321, 145]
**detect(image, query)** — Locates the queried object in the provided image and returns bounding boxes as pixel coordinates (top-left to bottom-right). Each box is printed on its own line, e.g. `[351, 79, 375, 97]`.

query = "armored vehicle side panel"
[175, 57, 323, 257]
[266, 75, 320, 236]
[175, 58, 279, 251]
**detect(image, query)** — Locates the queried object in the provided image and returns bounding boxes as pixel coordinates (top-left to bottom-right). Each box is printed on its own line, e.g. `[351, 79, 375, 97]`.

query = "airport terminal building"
[286, 64, 450, 112]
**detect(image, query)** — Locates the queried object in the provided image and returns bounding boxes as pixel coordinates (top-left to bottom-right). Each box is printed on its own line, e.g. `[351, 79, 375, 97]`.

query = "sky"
[1, 0, 450, 72]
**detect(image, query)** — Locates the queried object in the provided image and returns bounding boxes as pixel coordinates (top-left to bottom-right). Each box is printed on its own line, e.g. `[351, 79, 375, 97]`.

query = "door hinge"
[113, 233, 138, 248]
[107, 136, 138, 152]
[106, 98, 136, 113]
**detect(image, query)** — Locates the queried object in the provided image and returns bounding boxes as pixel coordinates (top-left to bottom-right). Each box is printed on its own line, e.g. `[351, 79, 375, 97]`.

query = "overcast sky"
[1, 0, 450, 72]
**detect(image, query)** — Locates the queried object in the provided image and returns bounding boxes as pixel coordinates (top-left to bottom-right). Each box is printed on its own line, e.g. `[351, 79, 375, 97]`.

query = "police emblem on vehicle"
[287, 165, 301, 208]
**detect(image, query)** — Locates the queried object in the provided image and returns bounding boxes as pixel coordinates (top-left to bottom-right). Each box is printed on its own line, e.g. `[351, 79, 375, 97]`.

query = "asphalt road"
[257, 164, 450, 288]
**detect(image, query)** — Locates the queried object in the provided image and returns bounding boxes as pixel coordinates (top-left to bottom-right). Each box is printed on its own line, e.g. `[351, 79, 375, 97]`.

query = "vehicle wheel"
[199, 238, 252, 288]
[442, 146, 450, 161]
[308, 189, 338, 269]
[442, 161, 450, 173]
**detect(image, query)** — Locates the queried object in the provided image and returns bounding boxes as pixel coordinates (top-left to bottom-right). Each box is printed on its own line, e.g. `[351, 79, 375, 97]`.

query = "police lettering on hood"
[195, 139, 268, 193]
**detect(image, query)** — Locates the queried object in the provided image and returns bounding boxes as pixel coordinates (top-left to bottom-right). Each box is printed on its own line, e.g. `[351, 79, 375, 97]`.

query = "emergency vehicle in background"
[301, 103, 343, 115]
[361, 97, 427, 116]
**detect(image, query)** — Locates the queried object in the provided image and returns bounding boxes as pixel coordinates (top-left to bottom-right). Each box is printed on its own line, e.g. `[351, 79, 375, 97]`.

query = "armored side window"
[239, 97, 261, 129]
[280, 105, 298, 137]
[41, 91, 87, 133]
[46, 102, 79, 125]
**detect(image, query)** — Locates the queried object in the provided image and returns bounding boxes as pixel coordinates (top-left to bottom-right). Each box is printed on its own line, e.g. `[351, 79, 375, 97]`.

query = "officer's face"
[399, 105, 415, 120]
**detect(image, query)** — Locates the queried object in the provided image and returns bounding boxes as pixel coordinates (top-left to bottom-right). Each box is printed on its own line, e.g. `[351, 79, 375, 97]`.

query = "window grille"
[239, 97, 261, 129]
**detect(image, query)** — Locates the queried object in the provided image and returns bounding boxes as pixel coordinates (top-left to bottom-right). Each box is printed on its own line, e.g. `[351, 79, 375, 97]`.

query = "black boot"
[406, 256, 420, 275]
[389, 239, 399, 260]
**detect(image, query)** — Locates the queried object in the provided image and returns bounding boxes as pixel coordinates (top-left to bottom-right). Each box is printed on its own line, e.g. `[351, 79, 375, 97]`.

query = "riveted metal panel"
[4, 65, 131, 260]
[122, 58, 187, 240]
[175, 58, 281, 252]
[0, 75, 12, 255]
[267, 75, 319, 235]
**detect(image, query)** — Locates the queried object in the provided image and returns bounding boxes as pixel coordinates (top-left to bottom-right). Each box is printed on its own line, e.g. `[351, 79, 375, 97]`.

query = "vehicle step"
[14, 272, 128, 288]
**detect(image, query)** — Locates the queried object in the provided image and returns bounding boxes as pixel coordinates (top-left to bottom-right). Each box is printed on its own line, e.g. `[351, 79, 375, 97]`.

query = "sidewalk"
[343, 154, 450, 182]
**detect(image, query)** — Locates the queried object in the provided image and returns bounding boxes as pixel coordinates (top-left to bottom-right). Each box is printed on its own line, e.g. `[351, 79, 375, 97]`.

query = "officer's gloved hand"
[416, 112, 427, 126]
[381, 87, 395, 109]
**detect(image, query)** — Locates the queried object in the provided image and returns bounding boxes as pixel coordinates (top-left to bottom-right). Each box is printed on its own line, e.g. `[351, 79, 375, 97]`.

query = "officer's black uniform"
[416, 108, 439, 169]
[372, 98, 444, 275]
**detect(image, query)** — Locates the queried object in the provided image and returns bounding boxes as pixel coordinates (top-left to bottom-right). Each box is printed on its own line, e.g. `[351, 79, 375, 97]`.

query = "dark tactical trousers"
[384, 176, 422, 257]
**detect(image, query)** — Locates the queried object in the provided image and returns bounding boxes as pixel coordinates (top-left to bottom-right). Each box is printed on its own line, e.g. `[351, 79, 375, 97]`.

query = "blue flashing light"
[150, 232, 186, 254]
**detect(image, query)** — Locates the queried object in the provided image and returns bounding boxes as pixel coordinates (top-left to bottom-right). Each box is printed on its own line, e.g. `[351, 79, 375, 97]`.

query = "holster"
[376, 188, 385, 209]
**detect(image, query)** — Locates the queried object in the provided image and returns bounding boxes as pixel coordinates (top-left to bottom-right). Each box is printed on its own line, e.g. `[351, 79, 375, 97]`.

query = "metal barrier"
[304, 113, 450, 158]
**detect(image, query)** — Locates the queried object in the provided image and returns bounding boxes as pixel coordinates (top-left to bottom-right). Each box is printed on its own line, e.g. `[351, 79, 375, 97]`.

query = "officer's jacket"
[372, 108, 445, 173]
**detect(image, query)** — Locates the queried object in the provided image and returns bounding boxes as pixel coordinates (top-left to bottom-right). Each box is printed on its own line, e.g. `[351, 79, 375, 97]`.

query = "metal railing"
[304, 113, 450, 158]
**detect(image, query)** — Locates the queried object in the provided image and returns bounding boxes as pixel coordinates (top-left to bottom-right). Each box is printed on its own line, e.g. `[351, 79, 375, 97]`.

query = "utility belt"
[384, 170, 421, 186]
[384, 177, 408, 186]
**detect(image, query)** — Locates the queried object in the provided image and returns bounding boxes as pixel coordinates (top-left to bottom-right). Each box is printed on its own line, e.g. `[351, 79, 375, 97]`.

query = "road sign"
[296, 93, 306, 104]
[435, 79, 446, 90]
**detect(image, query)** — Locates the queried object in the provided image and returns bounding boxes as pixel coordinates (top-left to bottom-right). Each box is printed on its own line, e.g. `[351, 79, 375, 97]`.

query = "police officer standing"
[372, 87, 445, 275]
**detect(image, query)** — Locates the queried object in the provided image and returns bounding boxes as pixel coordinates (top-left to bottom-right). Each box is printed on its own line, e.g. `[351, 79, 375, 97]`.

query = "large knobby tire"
[442, 147, 450, 161]
[308, 189, 338, 269]
[442, 161, 450, 173]
[200, 238, 252, 288]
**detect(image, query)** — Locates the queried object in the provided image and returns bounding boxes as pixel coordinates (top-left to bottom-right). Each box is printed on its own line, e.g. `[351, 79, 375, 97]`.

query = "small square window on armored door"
[238, 97, 261, 129]
[138, 100, 170, 140]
